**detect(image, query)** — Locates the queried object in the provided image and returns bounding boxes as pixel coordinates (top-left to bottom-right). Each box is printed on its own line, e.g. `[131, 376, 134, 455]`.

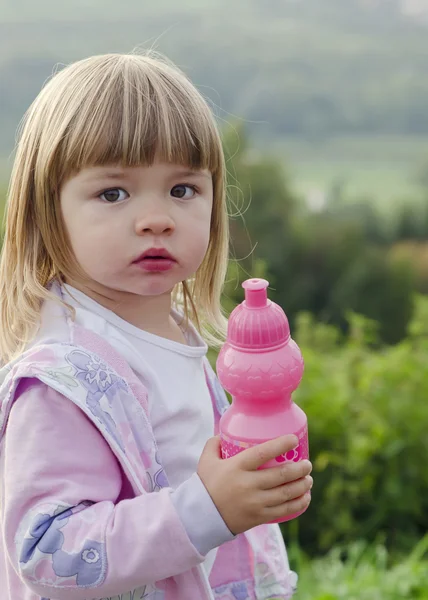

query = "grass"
[263, 134, 428, 213]
[290, 161, 419, 201]
[292, 537, 428, 600]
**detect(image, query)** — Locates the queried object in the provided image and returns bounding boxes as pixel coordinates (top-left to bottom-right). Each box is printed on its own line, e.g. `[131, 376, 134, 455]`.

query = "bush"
[283, 295, 428, 556]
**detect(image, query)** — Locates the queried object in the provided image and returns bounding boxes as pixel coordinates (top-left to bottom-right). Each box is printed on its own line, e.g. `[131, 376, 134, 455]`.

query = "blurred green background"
[1, 0, 428, 597]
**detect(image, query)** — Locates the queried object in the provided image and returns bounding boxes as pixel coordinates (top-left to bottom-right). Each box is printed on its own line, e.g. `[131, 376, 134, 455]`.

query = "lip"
[132, 247, 177, 272]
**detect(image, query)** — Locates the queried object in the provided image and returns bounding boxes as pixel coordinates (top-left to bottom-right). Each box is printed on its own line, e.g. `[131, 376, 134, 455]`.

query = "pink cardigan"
[0, 291, 297, 600]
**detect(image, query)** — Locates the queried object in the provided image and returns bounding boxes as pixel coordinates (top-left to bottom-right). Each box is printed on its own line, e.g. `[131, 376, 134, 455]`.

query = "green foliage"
[283, 296, 428, 557]
[294, 537, 428, 600]
[223, 123, 295, 280]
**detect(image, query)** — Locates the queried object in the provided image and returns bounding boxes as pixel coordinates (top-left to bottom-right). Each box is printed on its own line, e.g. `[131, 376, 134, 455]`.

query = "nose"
[135, 206, 175, 237]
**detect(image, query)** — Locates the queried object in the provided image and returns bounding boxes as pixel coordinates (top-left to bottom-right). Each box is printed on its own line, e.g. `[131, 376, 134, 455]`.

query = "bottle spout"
[242, 278, 269, 308]
[226, 277, 290, 349]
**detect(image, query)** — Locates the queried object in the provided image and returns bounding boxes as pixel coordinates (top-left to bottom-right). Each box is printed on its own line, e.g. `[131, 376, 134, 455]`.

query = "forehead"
[63, 162, 213, 188]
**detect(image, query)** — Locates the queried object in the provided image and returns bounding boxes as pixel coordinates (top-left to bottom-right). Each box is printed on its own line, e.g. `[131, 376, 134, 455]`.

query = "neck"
[64, 278, 187, 343]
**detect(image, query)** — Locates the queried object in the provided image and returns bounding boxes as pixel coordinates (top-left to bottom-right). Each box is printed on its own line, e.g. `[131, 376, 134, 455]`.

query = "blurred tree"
[222, 124, 416, 344]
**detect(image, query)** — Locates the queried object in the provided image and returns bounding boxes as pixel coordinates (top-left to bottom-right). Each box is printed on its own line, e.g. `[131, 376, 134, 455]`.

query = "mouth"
[132, 248, 177, 272]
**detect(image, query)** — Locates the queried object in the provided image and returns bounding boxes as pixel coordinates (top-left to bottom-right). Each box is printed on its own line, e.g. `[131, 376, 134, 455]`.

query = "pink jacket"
[0, 291, 297, 600]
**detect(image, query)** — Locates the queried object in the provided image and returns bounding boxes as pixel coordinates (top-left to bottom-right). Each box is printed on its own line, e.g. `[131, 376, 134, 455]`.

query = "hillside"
[1, 0, 428, 160]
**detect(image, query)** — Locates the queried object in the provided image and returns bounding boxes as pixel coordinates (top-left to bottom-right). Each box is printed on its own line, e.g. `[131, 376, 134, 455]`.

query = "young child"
[0, 52, 312, 600]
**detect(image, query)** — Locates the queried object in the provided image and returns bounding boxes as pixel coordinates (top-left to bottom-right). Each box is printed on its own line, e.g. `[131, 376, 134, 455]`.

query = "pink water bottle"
[217, 278, 309, 522]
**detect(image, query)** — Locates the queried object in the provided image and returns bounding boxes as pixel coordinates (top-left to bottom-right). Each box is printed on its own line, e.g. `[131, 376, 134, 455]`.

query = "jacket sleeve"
[1, 378, 232, 599]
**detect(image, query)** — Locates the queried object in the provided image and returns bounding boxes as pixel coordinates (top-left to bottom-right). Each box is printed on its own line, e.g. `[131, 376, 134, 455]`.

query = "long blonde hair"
[0, 52, 229, 363]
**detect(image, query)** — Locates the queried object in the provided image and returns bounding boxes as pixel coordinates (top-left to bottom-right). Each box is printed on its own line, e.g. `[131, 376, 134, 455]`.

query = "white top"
[61, 285, 218, 574]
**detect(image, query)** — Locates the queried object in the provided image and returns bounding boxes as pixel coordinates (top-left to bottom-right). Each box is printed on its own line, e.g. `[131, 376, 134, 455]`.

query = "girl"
[0, 52, 312, 600]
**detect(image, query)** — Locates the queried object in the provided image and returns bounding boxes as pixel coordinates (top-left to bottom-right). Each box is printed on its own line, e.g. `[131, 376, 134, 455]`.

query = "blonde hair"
[0, 52, 229, 363]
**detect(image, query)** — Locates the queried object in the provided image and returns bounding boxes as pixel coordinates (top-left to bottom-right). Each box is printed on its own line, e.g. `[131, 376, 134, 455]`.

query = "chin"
[133, 281, 177, 297]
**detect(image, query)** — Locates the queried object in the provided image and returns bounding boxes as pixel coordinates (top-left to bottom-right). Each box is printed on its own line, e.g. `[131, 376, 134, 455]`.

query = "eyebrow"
[170, 169, 212, 180]
[82, 170, 127, 181]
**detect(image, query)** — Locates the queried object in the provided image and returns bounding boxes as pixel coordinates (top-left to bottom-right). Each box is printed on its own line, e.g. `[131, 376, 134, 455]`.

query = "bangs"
[53, 55, 222, 182]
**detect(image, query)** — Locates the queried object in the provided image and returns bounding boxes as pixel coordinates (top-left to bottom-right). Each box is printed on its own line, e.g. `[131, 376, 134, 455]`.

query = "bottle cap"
[227, 278, 290, 350]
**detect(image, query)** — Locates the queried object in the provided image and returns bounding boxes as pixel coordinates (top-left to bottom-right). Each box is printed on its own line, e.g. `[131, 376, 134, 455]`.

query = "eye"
[170, 184, 198, 200]
[99, 188, 129, 203]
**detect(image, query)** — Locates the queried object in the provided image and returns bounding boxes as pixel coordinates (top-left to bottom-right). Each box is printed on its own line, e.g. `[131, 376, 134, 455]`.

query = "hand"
[197, 435, 312, 535]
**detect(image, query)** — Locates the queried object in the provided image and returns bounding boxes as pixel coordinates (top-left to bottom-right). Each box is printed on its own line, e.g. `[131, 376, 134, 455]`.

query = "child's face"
[60, 160, 213, 300]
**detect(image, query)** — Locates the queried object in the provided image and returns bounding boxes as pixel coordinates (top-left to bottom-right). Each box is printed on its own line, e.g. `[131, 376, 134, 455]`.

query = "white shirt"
[62, 285, 218, 574]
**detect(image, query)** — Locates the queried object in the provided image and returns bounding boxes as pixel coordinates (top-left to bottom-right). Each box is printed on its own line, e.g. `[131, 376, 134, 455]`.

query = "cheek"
[61, 204, 118, 272]
[188, 202, 212, 248]
[63, 213, 91, 257]
[186, 215, 211, 259]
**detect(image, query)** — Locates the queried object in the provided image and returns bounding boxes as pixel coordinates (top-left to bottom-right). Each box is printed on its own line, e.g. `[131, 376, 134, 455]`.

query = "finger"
[257, 460, 312, 490]
[237, 435, 299, 471]
[264, 492, 312, 521]
[264, 476, 313, 507]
